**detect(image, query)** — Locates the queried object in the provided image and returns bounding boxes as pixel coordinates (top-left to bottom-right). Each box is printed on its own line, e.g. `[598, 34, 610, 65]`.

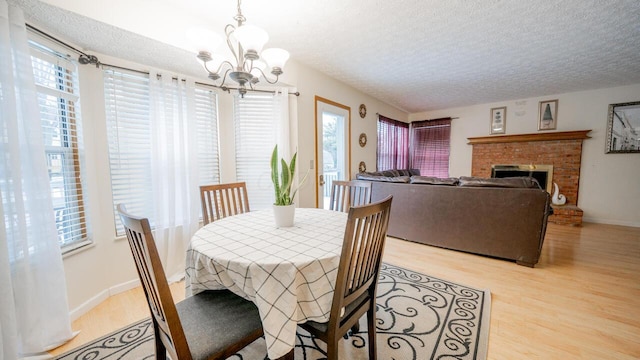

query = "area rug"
[54, 263, 491, 360]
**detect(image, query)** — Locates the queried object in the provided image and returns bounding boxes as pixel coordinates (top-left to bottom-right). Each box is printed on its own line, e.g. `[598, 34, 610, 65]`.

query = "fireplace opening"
[491, 164, 553, 192]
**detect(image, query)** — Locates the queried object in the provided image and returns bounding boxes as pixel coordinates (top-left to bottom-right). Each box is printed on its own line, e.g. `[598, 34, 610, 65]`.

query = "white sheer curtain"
[0, 1, 73, 358]
[148, 70, 200, 281]
[275, 87, 290, 160]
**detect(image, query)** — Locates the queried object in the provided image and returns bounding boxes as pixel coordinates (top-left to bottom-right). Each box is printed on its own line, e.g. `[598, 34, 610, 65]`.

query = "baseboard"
[582, 217, 640, 228]
[68, 278, 140, 322]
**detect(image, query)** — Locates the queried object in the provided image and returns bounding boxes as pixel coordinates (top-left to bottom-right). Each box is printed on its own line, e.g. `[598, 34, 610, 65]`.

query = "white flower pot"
[273, 204, 295, 228]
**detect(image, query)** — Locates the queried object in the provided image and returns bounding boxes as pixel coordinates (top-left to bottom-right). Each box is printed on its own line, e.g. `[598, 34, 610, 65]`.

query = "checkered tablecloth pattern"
[185, 208, 347, 359]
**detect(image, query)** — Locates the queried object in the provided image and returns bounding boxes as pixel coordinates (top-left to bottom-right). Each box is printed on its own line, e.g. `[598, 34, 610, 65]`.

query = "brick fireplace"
[468, 130, 591, 226]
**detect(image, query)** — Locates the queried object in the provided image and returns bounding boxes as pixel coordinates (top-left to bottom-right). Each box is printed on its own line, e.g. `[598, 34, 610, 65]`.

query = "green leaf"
[271, 146, 281, 201]
[270, 145, 308, 206]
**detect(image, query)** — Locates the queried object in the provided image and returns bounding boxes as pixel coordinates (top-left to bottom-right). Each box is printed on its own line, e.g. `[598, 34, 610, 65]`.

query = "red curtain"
[410, 118, 451, 177]
[376, 115, 409, 171]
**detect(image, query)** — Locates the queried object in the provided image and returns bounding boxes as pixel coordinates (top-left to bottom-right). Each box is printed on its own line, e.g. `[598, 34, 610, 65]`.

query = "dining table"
[185, 207, 348, 359]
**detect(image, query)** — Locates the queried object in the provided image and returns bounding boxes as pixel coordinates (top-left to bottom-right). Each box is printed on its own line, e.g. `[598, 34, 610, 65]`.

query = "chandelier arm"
[225, 24, 241, 67]
[219, 68, 233, 88]
[202, 60, 224, 77]
[254, 67, 280, 85]
[219, 60, 235, 73]
[246, 58, 254, 73]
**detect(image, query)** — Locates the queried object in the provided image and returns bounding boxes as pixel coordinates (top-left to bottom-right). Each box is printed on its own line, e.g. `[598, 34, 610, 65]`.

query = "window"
[376, 116, 451, 176]
[31, 41, 90, 250]
[234, 93, 280, 210]
[409, 118, 451, 177]
[194, 88, 221, 187]
[104, 68, 220, 235]
[376, 115, 409, 171]
[104, 69, 152, 235]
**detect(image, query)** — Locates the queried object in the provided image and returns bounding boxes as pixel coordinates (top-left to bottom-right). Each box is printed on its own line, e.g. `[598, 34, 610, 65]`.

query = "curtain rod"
[26, 23, 88, 57]
[26, 23, 300, 96]
[377, 113, 459, 120]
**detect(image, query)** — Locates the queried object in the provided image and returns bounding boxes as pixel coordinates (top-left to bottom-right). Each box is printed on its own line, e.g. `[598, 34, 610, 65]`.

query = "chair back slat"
[200, 182, 250, 225]
[117, 204, 192, 360]
[330, 196, 392, 329]
[329, 180, 372, 212]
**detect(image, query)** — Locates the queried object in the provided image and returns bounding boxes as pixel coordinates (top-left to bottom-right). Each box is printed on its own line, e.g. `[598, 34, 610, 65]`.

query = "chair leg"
[275, 349, 294, 360]
[367, 307, 377, 360]
[326, 340, 339, 360]
[153, 324, 167, 360]
[351, 319, 360, 333]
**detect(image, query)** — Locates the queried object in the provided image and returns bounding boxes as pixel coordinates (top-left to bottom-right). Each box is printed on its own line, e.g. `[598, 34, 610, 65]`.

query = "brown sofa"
[359, 173, 551, 267]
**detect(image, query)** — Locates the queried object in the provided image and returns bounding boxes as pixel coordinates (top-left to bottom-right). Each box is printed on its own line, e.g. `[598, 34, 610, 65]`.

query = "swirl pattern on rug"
[55, 263, 490, 360]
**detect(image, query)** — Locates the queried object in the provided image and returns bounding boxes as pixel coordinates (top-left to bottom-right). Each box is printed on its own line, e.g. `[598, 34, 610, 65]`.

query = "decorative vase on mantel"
[273, 204, 295, 228]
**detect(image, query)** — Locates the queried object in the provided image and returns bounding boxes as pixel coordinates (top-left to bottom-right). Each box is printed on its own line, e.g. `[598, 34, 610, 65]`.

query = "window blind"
[410, 118, 452, 177]
[30, 41, 91, 250]
[376, 115, 409, 171]
[194, 87, 220, 187]
[104, 69, 220, 235]
[104, 68, 152, 235]
[234, 93, 279, 210]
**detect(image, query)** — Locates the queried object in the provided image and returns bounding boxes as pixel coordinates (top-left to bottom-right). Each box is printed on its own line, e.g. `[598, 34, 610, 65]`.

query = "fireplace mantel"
[467, 130, 591, 145]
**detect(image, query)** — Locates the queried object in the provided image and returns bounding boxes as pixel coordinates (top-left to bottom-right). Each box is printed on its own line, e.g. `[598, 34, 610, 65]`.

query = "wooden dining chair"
[200, 182, 250, 225]
[329, 180, 372, 212]
[299, 195, 393, 360]
[116, 204, 264, 360]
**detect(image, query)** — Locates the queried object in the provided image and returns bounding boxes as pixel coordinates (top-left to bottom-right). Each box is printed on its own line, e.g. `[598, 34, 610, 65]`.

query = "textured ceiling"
[10, 0, 640, 113]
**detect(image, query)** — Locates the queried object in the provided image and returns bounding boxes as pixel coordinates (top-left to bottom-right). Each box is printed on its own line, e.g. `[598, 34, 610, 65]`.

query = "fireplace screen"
[491, 164, 553, 192]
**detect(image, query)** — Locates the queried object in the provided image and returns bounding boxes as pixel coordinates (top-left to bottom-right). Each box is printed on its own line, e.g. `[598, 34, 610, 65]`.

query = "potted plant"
[271, 145, 308, 227]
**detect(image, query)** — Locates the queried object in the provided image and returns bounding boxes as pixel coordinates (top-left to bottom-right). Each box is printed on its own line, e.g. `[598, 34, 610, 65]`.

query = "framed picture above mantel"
[538, 99, 558, 131]
[490, 106, 506, 134]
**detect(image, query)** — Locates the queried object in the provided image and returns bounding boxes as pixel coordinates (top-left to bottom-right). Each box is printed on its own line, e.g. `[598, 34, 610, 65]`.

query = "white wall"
[410, 84, 640, 227]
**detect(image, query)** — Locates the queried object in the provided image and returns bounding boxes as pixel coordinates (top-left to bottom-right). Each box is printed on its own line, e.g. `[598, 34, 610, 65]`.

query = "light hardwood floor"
[49, 222, 640, 359]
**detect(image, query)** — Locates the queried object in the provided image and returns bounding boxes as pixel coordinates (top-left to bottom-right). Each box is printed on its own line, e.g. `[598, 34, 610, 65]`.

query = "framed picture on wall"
[490, 106, 506, 134]
[605, 101, 640, 153]
[538, 99, 558, 130]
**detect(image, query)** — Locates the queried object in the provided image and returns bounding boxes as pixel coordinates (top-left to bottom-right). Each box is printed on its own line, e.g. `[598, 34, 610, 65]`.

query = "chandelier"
[191, 0, 290, 96]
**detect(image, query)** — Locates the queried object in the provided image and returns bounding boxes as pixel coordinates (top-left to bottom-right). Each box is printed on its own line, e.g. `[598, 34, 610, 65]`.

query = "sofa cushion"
[410, 176, 459, 185]
[458, 176, 541, 189]
[356, 174, 410, 183]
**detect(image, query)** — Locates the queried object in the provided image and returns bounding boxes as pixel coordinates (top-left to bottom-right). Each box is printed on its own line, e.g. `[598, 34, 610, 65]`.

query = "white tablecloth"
[185, 208, 347, 359]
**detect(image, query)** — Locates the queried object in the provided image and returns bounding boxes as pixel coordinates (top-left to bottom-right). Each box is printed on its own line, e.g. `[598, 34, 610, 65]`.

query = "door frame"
[314, 96, 351, 208]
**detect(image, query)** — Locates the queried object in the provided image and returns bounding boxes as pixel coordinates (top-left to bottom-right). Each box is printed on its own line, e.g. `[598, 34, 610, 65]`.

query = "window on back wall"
[104, 68, 220, 235]
[30, 41, 91, 251]
[376, 116, 452, 176]
[233, 93, 280, 210]
[409, 118, 452, 177]
[376, 115, 409, 171]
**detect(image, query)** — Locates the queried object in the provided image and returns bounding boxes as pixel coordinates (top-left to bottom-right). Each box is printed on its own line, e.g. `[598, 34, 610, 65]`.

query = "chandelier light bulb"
[187, 27, 222, 55]
[261, 48, 290, 73]
[234, 24, 268, 58]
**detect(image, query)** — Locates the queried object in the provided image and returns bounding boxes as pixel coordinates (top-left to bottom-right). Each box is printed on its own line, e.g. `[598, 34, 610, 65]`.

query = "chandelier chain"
[233, 0, 246, 25]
